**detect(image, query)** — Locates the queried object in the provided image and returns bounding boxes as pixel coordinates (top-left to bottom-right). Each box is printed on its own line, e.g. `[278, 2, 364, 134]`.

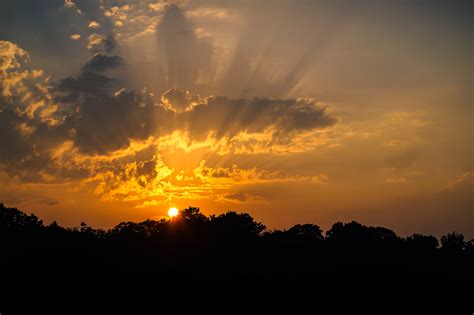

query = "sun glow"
[168, 207, 179, 218]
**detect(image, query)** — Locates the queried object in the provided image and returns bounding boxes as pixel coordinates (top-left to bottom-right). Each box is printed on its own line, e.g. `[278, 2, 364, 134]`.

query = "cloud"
[186, 7, 230, 20]
[0, 108, 32, 164]
[218, 192, 265, 204]
[103, 36, 117, 54]
[0, 41, 59, 122]
[180, 96, 337, 147]
[104, 4, 130, 19]
[83, 155, 325, 206]
[0, 39, 338, 188]
[63, 0, 82, 15]
[0, 40, 28, 76]
[193, 161, 328, 187]
[52, 45, 336, 156]
[75, 92, 335, 155]
[58, 71, 115, 96]
[101, 2, 165, 39]
[87, 33, 105, 49]
[311, 173, 329, 184]
[64, 0, 76, 9]
[82, 54, 123, 73]
[1, 39, 336, 211]
[0, 41, 32, 114]
[0, 41, 86, 180]
[87, 2, 215, 93]
[149, 2, 166, 12]
[66, 86, 335, 154]
[88, 21, 100, 29]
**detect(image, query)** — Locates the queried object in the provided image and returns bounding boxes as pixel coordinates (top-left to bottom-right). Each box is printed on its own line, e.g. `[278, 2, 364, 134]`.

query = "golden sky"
[0, 0, 472, 237]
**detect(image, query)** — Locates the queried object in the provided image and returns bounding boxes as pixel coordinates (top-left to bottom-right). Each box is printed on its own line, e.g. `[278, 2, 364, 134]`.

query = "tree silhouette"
[287, 224, 324, 241]
[0, 203, 472, 279]
[326, 221, 399, 248]
[0, 203, 43, 234]
[210, 211, 266, 240]
[441, 232, 465, 251]
[405, 234, 439, 251]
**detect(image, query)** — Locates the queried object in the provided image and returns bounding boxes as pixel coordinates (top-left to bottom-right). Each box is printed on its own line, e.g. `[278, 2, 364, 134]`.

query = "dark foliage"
[0, 203, 472, 280]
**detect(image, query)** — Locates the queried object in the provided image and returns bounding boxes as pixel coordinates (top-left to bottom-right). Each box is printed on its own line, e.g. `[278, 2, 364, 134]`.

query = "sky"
[0, 0, 472, 237]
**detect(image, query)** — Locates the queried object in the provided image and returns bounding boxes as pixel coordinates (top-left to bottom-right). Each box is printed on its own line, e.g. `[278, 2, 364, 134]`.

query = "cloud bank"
[0, 39, 336, 207]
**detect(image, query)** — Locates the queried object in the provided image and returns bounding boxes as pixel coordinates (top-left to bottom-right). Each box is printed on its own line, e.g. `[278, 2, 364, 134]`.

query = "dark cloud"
[19, 77, 336, 157]
[0, 193, 59, 207]
[103, 35, 117, 54]
[39, 198, 60, 206]
[82, 54, 122, 73]
[0, 106, 74, 182]
[58, 71, 116, 96]
[181, 96, 336, 142]
[0, 108, 32, 163]
[67, 92, 336, 154]
[71, 90, 165, 154]
[223, 192, 264, 203]
[53, 47, 156, 154]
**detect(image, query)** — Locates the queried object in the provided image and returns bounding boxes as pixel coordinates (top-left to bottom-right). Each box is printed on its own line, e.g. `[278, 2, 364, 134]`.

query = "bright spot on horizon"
[168, 207, 179, 218]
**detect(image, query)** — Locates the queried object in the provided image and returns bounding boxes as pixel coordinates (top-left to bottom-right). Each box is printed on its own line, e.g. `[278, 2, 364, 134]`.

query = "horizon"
[0, 0, 472, 239]
[0, 202, 471, 241]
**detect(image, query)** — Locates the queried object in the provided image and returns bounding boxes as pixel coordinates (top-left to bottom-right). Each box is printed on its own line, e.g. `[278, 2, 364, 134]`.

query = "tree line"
[1, 203, 472, 279]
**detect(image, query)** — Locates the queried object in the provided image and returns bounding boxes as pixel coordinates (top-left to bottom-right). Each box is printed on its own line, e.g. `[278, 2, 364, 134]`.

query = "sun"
[168, 207, 179, 218]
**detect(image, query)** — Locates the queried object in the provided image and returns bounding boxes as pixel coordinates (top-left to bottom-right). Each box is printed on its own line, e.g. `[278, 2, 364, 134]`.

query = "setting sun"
[168, 207, 179, 218]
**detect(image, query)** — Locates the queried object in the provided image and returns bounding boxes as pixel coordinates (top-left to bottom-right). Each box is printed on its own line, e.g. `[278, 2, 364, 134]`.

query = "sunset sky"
[0, 0, 472, 237]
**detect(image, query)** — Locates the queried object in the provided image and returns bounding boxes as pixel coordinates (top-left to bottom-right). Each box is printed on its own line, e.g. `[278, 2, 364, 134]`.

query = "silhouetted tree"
[465, 240, 474, 256]
[441, 232, 465, 251]
[210, 211, 266, 239]
[178, 207, 208, 223]
[108, 219, 167, 241]
[287, 224, 324, 241]
[326, 221, 398, 247]
[405, 234, 439, 251]
[0, 203, 43, 234]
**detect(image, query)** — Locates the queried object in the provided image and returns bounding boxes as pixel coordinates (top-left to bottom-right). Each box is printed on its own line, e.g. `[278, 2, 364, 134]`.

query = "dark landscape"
[1, 203, 472, 280]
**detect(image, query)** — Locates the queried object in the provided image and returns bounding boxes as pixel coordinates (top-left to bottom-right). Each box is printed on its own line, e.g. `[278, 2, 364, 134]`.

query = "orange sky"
[0, 0, 472, 237]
